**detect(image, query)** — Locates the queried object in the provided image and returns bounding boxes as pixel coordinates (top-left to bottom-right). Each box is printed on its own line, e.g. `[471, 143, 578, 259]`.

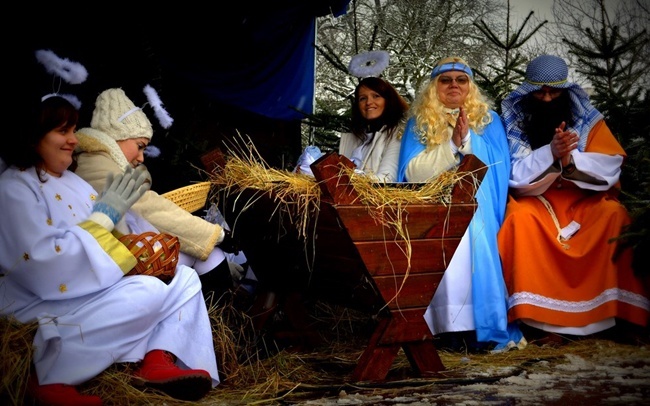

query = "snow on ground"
[281, 341, 650, 406]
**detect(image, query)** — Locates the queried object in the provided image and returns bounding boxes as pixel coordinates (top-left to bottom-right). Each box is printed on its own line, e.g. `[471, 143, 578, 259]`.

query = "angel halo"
[348, 50, 390, 78]
[35, 49, 88, 109]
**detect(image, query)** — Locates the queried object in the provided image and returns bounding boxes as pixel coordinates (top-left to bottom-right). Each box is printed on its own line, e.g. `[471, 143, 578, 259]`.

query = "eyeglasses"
[438, 76, 469, 85]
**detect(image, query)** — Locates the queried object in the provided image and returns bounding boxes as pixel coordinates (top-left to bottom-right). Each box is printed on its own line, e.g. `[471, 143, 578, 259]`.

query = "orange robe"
[498, 121, 649, 330]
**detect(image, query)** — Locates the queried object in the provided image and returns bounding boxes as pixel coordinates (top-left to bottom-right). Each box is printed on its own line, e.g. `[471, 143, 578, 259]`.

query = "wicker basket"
[119, 232, 180, 283]
[161, 181, 212, 213]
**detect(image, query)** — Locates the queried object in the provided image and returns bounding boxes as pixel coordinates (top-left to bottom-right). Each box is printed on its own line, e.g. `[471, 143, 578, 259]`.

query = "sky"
[510, 0, 555, 21]
[500, 0, 591, 86]
[502, 0, 642, 87]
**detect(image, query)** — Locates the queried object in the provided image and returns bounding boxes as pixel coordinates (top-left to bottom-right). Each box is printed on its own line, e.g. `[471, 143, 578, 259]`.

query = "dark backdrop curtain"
[155, 1, 350, 121]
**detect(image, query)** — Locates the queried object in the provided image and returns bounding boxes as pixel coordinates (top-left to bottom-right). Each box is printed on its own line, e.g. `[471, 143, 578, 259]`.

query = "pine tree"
[473, 1, 547, 112]
[561, 0, 649, 276]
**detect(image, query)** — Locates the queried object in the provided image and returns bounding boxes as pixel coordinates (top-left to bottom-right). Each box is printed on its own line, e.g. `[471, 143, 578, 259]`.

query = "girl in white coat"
[0, 96, 219, 405]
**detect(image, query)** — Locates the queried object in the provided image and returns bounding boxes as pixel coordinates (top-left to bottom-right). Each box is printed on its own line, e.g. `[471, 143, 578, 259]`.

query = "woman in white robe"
[0, 96, 218, 405]
[338, 76, 409, 183]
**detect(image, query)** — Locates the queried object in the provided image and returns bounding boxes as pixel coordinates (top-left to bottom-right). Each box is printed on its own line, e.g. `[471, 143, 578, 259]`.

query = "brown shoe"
[132, 350, 212, 401]
[28, 375, 102, 406]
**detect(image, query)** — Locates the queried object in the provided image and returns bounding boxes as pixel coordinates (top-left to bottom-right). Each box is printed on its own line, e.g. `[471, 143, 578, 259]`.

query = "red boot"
[28, 375, 102, 406]
[132, 350, 212, 401]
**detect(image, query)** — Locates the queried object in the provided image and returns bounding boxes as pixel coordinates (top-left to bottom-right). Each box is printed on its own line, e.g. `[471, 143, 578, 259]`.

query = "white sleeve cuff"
[216, 228, 226, 244]
[449, 139, 460, 155]
[87, 212, 115, 231]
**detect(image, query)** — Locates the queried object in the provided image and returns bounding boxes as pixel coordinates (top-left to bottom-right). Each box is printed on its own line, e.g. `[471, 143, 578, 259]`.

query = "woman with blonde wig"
[398, 56, 524, 352]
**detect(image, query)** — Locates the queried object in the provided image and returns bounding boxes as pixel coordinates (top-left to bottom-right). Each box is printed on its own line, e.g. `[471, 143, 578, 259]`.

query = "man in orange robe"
[498, 54, 649, 336]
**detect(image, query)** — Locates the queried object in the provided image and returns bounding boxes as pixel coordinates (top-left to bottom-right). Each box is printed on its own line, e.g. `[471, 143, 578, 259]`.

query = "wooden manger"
[208, 150, 486, 382]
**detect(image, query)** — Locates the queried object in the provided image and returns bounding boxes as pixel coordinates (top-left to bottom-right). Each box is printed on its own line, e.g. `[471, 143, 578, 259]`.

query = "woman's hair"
[7, 96, 79, 177]
[350, 77, 409, 140]
[409, 56, 492, 149]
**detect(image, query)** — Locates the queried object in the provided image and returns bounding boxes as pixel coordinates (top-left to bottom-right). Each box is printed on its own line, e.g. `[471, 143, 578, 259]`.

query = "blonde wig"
[408, 57, 492, 150]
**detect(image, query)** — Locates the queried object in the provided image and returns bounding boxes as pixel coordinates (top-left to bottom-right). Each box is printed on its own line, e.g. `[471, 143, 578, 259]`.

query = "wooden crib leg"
[351, 312, 446, 382]
[351, 318, 400, 382]
[402, 340, 445, 376]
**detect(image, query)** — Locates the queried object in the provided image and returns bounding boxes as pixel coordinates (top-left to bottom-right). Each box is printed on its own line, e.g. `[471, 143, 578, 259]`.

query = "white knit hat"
[90, 88, 153, 140]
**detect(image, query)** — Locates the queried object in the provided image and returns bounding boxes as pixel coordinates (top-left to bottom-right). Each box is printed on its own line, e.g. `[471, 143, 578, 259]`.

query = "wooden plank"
[354, 239, 461, 276]
[200, 148, 227, 174]
[372, 273, 443, 309]
[314, 202, 346, 229]
[351, 344, 400, 382]
[375, 307, 435, 344]
[451, 154, 487, 204]
[351, 318, 400, 382]
[351, 310, 446, 381]
[402, 341, 446, 375]
[310, 151, 358, 205]
[335, 204, 475, 241]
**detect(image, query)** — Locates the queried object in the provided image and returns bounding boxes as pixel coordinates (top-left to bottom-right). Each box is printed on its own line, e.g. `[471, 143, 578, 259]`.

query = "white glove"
[294, 145, 323, 176]
[89, 165, 151, 230]
[228, 261, 245, 282]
